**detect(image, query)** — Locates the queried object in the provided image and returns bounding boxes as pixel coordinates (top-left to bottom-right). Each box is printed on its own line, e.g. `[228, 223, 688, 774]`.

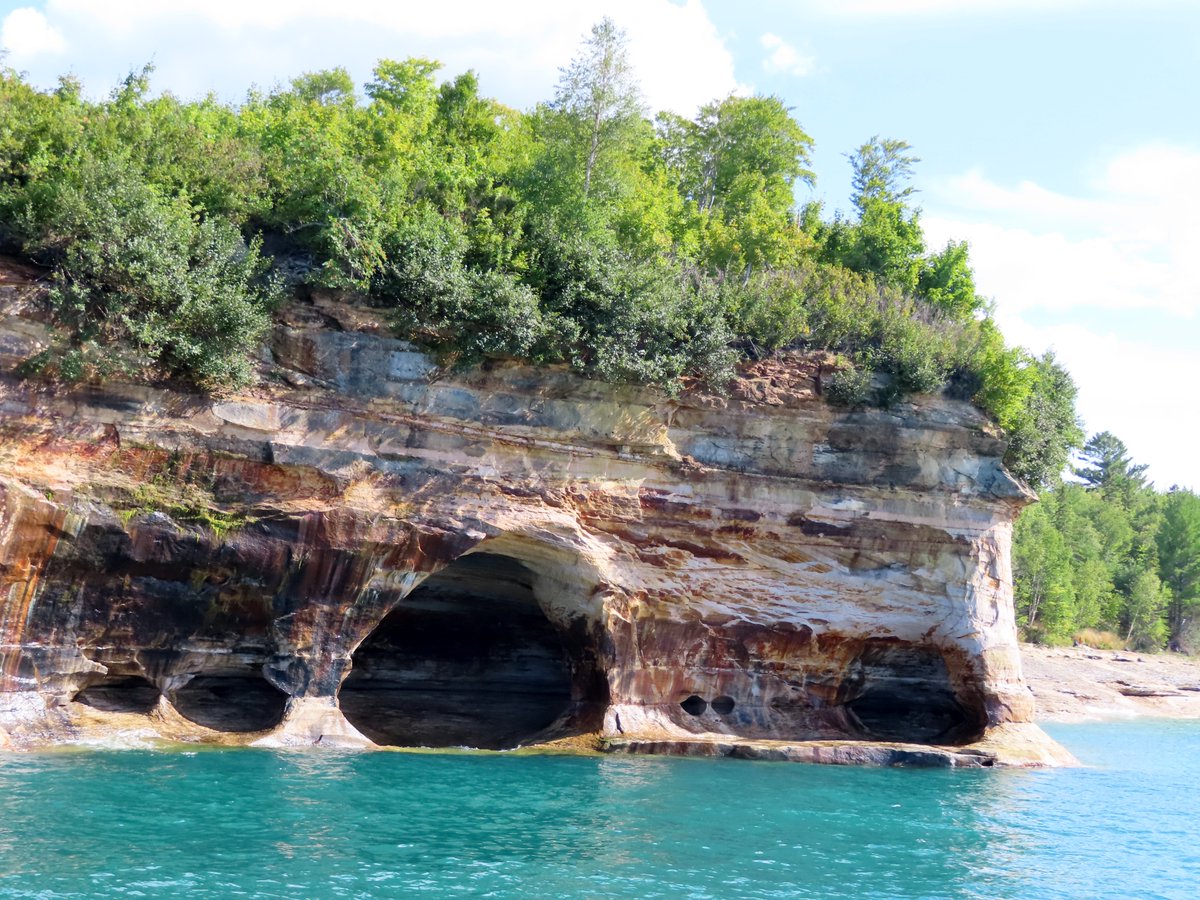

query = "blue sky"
[2, 0, 1196, 489]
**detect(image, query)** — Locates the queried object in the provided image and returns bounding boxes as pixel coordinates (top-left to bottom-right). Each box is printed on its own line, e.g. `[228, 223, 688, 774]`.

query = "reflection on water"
[0, 722, 1197, 898]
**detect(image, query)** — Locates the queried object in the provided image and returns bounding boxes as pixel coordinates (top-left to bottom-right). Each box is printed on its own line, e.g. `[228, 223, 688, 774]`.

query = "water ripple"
[0, 723, 1196, 898]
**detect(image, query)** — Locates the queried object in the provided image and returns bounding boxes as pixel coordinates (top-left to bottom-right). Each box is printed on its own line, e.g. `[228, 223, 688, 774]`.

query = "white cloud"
[1, 7, 66, 61]
[28, 0, 737, 114]
[760, 32, 815, 77]
[794, 0, 1093, 16]
[995, 317, 1200, 491]
[924, 145, 1200, 319]
[922, 145, 1200, 490]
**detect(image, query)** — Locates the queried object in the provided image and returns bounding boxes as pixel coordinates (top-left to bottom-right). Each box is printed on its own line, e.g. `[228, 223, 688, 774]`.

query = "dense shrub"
[376, 209, 541, 362]
[14, 156, 279, 388]
[824, 364, 874, 407]
[525, 221, 736, 388]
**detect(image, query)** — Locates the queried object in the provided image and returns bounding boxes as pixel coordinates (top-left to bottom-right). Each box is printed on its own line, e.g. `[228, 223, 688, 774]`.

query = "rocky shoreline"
[1022, 643, 1200, 722]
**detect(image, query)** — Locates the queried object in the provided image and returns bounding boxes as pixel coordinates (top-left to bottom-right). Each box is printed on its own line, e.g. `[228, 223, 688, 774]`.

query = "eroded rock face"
[0, 291, 1067, 764]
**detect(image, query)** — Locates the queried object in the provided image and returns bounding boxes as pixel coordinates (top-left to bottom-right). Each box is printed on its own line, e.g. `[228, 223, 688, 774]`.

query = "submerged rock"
[0, 294, 1069, 765]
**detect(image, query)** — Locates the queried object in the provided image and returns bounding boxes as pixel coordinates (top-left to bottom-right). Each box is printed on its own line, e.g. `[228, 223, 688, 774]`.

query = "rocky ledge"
[0, 284, 1073, 766]
[1022, 644, 1200, 722]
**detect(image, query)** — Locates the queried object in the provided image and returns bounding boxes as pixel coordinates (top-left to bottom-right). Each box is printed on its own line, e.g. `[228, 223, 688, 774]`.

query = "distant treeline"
[1014, 432, 1200, 651]
[0, 18, 1078, 487]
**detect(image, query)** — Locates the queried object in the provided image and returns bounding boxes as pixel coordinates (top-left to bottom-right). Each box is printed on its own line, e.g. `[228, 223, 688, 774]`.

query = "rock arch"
[339, 544, 608, 749]
[170, 671, 289, 733]
[73, 674, 161, 714]
[844, 640, 987, 744]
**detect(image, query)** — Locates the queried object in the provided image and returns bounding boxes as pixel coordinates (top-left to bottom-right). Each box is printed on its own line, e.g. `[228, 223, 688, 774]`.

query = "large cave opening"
[170, 673, 288, 733]
[73, 674, 161, 713]
[845, 641, 986, 745]
[339, 552, 598, 750]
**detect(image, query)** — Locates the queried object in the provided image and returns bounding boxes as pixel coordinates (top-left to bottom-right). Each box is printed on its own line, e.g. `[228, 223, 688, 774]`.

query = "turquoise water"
[0, 722, 1196, 898]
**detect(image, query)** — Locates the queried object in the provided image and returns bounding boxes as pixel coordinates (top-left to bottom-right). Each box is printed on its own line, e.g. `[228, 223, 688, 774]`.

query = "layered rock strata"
[0, 284, 1071, 765]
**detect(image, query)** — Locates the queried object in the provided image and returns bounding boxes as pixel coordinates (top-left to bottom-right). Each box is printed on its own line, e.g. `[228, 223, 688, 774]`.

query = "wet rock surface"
[0, 285, 1066, 765]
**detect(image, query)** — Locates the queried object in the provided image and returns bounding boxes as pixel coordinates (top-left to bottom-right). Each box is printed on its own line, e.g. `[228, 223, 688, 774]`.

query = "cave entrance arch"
[73, 674, 161, 714]
[339, 552, 601, 750]
[845, 641, 986, 745]
[170, 672, 288, 733]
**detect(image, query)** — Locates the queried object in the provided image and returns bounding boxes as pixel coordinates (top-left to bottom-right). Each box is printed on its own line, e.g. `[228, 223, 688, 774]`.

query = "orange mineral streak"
[0, 489, 65, 686]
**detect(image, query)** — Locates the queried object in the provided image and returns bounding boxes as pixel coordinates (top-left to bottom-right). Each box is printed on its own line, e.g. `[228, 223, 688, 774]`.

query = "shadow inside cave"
[846, 641, 986, 745]
[339, 552, 603, 750]
[171, 673, 288, 733]
[73, 674, 161, 714]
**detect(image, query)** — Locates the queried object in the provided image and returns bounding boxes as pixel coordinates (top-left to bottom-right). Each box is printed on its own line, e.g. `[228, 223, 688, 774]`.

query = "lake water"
[0, 721, 1196, 898]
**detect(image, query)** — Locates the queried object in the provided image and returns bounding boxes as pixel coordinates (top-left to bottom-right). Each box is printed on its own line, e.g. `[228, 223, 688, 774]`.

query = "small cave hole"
[73, 675, 160, 713]
[340, 553, 601, 750]
[680, 695, 708, 716]
[710, 695, 736, 715]
[170, 674, 288, 733]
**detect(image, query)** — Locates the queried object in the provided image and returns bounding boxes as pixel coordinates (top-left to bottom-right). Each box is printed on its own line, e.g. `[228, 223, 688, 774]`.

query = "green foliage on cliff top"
[0, 18, 1080, 487]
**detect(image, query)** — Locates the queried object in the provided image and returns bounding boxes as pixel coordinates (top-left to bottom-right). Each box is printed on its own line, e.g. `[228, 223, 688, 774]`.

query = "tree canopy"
[0, 22, 1085, 488]
[1075, 431, 1150, 497]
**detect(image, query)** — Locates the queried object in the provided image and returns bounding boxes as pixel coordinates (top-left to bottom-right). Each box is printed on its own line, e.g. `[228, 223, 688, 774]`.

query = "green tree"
[1054, 485, 1118, 630]
[850, 135, 919, 211]
[849, 137, 924, 289]
[365, 58, 439, 123]
[850, 198, 925, 291]
[808, 137, 925, 292]
[661, 94, 814, 218]
[918, 240, 985, 320]
[549, 17, 644, 199]
[1002, 353, 1083, 489]
[1075, 434, 1160, 597]
[289, 68, 357, 107]
[1157, 488, 1200, 645]
[1125, 570, 1169, 650]
[432, 72, 533, 269]
[1076, 431, 1149, 496]
[1014, 500, 1073, 640]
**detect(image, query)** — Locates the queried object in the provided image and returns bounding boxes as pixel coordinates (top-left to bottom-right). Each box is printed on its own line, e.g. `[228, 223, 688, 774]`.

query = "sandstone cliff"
[0, 271, 1071, 766]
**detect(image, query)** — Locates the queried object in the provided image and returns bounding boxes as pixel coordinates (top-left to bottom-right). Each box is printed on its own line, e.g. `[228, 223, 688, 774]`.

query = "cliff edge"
[0, 275, 1072, 766]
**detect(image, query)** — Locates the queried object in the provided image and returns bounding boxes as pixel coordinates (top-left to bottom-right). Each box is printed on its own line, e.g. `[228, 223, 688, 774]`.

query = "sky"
[2, 0, 1197, 490]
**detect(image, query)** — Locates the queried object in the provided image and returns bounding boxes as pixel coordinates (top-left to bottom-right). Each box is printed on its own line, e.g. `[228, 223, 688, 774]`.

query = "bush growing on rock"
[823, 364, 874, 407]
[10, 154, 279, 388]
